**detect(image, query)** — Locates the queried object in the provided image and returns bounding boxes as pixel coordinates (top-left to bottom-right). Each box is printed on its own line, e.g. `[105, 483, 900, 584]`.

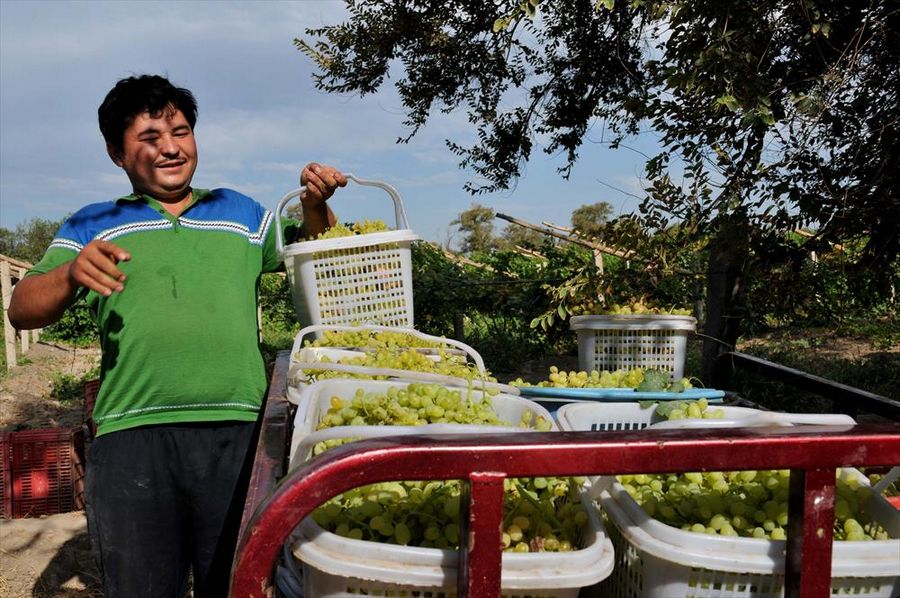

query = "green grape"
[599, 298, 692, 316]
[307, 382, 583, 552]
[509, 365, 693, 392]
[615, 408, 893, 541]
[314, 219, 391, 240]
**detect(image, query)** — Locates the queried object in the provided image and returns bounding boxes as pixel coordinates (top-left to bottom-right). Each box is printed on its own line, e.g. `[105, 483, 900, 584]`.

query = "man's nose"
[159, 134, 179, 156]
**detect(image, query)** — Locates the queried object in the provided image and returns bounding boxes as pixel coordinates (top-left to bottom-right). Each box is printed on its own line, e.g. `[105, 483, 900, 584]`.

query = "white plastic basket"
[291, 490, 613, 598]
[275, 175, 420, 329]
[555, 401, 856, 433]
[286, 324, 521, 397]
[569, 314, 697, 380]
[285, 385, 612, 597]
[596, 468, 900, 597]
[288, 378, 554, 466]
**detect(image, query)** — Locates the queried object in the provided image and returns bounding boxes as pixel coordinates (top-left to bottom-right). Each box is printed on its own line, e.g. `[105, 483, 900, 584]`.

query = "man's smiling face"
[110, 105, 198, 203]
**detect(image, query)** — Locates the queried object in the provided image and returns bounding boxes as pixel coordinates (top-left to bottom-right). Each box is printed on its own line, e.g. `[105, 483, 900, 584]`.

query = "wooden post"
[17, 268, 29, 353]
[1, 254, 39, 371]
[1, 260, 17, 370]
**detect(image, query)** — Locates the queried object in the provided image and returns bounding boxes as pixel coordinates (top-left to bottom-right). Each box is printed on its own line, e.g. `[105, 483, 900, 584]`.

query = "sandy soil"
[1, 342, 101, 598]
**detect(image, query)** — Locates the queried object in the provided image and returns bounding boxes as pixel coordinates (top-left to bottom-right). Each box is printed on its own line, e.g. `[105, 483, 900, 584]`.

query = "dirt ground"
[1, 342, 101, 598]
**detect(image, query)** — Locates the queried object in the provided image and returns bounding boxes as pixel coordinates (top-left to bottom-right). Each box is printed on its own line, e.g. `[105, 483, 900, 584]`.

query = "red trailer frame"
[230, 352, 900, 598]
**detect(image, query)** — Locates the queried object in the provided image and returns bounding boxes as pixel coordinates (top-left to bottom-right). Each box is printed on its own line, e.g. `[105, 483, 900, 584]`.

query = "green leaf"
[595, 0, 615, 11]
[716, 94, 739, 111]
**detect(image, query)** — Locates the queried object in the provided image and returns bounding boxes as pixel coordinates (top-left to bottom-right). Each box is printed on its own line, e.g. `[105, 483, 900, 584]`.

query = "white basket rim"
[570, 314, 697, 331]
[284, 228, 419, 256]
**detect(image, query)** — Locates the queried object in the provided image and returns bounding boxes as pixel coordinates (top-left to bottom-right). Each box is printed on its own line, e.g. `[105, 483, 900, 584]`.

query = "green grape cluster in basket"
[300, 346, 499, 386]
[309, 382, 589, 552]
[602, 297, 692, 316]
[304, 328, 444, 350]
[615, 400, 892, 542]
[314, 218, 391, 240]
[509, 366, 693, 393]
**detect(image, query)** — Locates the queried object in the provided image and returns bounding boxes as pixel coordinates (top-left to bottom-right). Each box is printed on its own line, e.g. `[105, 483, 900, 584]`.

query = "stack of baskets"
[284, 379, 615, 597]
[275, 179, 616, 597]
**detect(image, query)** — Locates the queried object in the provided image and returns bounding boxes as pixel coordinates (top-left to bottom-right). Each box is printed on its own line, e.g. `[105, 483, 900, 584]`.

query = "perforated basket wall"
[294, 490, 613, 598]
[285, 231, 416, 330]
[597, 474, 900, 598]
[570, 315, 697, 380]
[2, 427, 85, 518]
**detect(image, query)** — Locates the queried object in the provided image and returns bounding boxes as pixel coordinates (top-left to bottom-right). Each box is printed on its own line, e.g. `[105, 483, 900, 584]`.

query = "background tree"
[451, 203, 499, 254]
[500, 223, 547, 250]
[297, 0, 899, 379]
[0, 217, 63, 263]
[571, 201, 613, 239]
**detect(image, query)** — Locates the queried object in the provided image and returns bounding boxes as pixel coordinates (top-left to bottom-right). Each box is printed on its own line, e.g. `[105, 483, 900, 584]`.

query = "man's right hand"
[9, 240, 132, 330]
[68, 240, 131, 297]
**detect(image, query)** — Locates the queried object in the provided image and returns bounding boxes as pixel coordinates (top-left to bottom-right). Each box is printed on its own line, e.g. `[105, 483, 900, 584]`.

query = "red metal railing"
[230, 423, 900, 598]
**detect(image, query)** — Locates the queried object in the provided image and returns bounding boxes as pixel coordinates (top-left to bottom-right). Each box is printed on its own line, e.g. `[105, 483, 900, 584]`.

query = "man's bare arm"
[9, 240, 131, 330]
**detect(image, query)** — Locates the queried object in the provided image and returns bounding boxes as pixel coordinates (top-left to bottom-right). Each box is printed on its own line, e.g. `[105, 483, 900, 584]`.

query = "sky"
[0, 0, 658, 248]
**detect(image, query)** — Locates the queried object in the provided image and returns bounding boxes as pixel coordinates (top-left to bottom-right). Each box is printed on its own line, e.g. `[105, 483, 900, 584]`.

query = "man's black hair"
[98, 74, 198, 153]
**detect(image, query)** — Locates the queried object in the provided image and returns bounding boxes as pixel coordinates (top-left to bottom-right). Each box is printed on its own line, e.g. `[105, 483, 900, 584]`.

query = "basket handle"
[292, 323, 486, 373]
[274, 174, 410, 259]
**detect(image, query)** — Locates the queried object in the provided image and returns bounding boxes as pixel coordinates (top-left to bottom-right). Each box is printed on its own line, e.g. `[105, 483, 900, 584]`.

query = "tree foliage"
[451, 203, 499, 253]
[0, 217, 63, 264]
[297, 0, 898, 272]
[570, 201, 613, 238]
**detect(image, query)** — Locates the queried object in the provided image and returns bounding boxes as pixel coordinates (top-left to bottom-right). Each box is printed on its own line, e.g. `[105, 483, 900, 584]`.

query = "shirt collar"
[116, 188, 211, 209]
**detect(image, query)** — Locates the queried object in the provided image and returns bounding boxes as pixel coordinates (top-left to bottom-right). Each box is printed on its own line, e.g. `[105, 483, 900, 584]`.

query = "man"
[8, 74, 346, 597]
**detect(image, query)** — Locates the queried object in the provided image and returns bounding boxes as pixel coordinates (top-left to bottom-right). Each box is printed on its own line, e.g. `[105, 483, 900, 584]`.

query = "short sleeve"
[261, 216, 300, 273]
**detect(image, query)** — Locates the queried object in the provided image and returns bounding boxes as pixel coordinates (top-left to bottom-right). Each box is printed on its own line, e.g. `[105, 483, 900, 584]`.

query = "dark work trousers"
[85, 420, 258, 598]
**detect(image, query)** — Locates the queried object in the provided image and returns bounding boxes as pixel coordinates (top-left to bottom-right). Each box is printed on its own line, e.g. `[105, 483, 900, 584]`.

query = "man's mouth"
[157, 160, 185, 169]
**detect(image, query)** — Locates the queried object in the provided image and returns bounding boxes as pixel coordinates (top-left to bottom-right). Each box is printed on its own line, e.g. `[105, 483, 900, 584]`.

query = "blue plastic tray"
[516, 386, 725, 402]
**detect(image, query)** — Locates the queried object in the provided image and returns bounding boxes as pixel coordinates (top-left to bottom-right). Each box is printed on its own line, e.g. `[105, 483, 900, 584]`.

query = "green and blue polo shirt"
[29, 188, 295, 436]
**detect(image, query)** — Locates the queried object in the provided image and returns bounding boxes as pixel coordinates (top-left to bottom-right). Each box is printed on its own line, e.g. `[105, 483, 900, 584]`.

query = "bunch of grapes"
[602, 297, 692, 316]
[509, 366, 692, 392]
[313, 383, 547, 433]
[300, 346, 498, 386]
[315, 218, 391, 240]
[654, 398, 725, 420]
[305, 328, 444, 350]
[311, 475, 590, 552]
[308, 382, 587, 551]
[614, 400, 891, 542]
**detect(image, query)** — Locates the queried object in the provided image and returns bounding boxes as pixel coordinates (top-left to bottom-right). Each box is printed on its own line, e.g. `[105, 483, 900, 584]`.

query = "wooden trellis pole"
[1, 253, 40, 371]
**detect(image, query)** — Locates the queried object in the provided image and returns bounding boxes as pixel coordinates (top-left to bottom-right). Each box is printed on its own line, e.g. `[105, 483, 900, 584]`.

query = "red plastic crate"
[0, 431, 11, 518]
[1, 427, 85, 518]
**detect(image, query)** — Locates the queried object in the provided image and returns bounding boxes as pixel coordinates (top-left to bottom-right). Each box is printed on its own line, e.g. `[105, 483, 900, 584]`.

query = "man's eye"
[140, 137, 159, 143]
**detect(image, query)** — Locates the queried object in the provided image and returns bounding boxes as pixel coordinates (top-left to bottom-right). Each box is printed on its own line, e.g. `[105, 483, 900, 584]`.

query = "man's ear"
[107, 143, 124, 167]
